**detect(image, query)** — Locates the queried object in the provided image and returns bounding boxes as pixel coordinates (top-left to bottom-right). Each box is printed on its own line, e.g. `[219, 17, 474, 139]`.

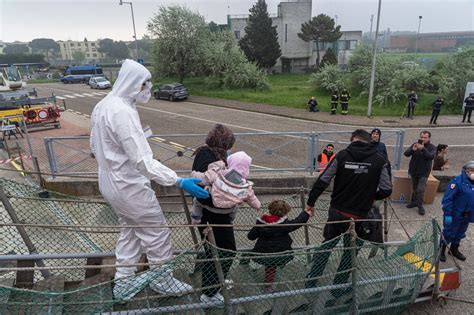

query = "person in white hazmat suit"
[90, 60, 209, 302]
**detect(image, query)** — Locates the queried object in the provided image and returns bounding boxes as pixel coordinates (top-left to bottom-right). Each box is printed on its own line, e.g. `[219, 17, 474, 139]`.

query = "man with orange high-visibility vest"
[317, 144, 335, 172]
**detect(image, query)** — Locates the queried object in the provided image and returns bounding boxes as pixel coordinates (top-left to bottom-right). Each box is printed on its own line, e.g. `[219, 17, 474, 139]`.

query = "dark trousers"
[411, 175, 428, 207]
[462, 108, 473, 122]
[198, 209, 236, 297]
[430, 109, 440, 124]
[443, 214, 470, 245]
[306, 209, 364, 289]
[407, 102, 415, 118]
[331, 102, 338, 114]
[341, 102, 349, 114]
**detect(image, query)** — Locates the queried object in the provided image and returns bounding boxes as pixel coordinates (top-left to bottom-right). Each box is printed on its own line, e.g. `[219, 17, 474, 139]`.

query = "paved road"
[31, 83, 474, 171]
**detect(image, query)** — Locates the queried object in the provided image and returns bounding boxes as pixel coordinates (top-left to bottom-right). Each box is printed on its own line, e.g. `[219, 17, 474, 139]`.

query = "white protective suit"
[90, 60, 177, 279]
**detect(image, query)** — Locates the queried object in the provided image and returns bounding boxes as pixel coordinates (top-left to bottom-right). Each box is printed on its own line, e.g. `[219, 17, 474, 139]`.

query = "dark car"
[153, 83, 189, 101]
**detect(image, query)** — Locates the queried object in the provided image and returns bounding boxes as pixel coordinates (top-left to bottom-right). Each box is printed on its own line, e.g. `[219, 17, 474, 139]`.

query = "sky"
[1, 0, 473, 43]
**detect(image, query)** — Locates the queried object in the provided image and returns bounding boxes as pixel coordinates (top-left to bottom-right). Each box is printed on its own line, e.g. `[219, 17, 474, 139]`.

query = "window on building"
[70, 43, 74, 47]
[91, 43, 96, 46]
[234, 31, 240, 39]
[92, 53, 97, 57]
[349, 40, 357, 50]
[285, 24, 288, 42]
[86, 53, 90, 57]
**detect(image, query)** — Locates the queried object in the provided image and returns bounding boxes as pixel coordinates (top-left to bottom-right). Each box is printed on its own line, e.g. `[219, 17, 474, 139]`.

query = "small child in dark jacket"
[247, 200, 314, 291]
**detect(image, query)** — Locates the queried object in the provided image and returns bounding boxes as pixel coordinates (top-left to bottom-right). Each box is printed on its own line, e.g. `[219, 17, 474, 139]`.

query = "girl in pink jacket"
[191, 151, 261, 224]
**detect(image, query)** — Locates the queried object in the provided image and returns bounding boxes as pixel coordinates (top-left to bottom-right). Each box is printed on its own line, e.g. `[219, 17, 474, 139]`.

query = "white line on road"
[63, 95, 76, 99]
[55, 96, 66, 100]
[82, 93, 100, 98]
[73, 94, 86, 97]
[169, 141, 185, 148]
[91, 92, 104, 96]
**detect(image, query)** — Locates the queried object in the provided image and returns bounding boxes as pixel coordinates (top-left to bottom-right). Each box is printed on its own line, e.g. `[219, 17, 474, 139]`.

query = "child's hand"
[305, 206, 315, 217]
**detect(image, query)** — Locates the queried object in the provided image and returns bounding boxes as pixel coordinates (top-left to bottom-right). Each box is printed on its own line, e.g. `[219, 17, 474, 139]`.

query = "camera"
[418, 139, 423, 145]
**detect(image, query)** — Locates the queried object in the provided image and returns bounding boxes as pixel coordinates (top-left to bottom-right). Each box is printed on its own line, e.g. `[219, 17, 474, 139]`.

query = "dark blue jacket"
[372, 141, 388, 160]
[442, 171, 474, 222]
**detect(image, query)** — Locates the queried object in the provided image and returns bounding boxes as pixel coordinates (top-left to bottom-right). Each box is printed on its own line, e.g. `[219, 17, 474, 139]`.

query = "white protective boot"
[149, 267, 193, 296]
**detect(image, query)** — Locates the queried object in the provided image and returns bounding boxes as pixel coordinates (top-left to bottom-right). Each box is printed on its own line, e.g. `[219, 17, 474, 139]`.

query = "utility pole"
[369, 14, 374, 40]
[414, 16, 423, 60]
[367, 0, 382, 117]
[119, 0, 139, 60]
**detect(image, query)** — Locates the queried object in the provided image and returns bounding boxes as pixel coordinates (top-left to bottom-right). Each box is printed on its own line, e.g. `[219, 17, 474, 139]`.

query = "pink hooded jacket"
[191, 151, 261, 210]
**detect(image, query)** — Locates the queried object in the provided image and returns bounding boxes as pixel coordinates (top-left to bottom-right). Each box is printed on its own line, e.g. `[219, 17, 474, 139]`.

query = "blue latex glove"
[444, 216, 453, 226]
[176, 178, 209, 199]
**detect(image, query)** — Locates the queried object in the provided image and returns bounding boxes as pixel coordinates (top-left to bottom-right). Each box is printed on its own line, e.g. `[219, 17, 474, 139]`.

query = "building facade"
[389, 31, 474, 53]
[228, 0, 362, 72]
[57, 39, 106, 63]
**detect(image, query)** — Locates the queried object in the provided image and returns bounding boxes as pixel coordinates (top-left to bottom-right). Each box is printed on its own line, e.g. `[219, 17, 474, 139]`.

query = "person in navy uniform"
[440, 161, 474, 262]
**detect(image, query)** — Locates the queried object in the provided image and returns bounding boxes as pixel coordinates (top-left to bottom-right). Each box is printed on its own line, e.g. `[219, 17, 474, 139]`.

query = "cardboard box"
[391, 170, 440, 204]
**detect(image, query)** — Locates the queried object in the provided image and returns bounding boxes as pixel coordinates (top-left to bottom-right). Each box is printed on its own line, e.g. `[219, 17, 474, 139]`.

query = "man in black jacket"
[429, 96, 444, 125]
[406, 91, 418, 119]
[462, 93, 474, 123]
[305, 129, 392, 295]
[404, 130, 436, 215]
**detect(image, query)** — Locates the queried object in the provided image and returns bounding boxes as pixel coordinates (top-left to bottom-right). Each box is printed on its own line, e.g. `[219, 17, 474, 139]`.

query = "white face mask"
[136, 81, 153, 103]
[469, 173, 474, 181]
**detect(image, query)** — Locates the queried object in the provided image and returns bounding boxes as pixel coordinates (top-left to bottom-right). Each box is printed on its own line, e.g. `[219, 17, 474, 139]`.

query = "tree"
[298, 14, 342, 68]
[309, 64, 346, 92]
[3, 44, 29, 55]
[98, 38, 130, 60]
[239, 0, 281, 69]
[29, 38, 59, 62]
[128, 37, 153, 60]
[0, 54, 44, 64]
[208, 21, 220, 32]
[320, 48, 338, 68]
[203, 31, 269, 89]
[147, 5, 209, 83]
[72, 51, 86, 62]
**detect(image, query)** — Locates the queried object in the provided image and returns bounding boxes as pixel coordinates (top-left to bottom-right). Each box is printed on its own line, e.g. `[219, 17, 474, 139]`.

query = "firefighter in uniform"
[330, 91, 339, 115]
[340, 89, 351, 115]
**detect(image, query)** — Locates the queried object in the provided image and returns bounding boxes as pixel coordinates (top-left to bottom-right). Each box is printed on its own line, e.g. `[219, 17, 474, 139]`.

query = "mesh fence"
[0, 178, 439, 314]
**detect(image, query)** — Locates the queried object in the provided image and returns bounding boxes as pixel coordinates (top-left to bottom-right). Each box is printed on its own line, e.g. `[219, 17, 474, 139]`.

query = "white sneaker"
[149, 271, 193, 296]
[200, 292, 224, 308]
[113, 272, 151, 302]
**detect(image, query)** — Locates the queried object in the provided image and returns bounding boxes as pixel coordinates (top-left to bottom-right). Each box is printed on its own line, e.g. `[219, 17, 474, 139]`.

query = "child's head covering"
[226, 151, 251, 179]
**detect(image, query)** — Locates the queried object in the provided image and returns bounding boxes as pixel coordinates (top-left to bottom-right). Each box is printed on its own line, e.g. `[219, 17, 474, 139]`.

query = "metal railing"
[43, 130, 405, 177]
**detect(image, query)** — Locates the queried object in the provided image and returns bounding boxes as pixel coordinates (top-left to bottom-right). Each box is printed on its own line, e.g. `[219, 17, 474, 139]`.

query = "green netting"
[0, 178, 439, 314]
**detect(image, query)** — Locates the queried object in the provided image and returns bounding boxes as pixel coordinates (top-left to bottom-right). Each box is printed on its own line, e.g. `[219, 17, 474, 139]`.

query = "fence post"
[393, 130, 405, 170]
[179, 188, 199, 247]
[32, 156, 44, 188]
[349, 219, 359, 315]
[432, 219, 441, 299]
[299, 186, 311, 263]
[44, 138, 57, 177]
[206, 225, 233, 314]
[20, 118, 34, 159]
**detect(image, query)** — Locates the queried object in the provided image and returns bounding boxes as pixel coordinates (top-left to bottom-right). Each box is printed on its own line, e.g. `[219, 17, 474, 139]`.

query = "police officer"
[429, 96, 444, 125]
[440, 161, 474, 262]
[330, 90, 339, 115]
[339, 88, 351, 115]
[305, 129, 392, 295]
[406, 91, 418, 119]
[462, 93, 474, 123]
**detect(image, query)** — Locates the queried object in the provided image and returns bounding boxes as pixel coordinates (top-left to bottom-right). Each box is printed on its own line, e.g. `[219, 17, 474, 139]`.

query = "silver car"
[89, 77, 111, 89]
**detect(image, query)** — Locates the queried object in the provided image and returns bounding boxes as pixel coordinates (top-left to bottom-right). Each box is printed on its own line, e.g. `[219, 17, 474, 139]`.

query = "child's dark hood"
[346, 141, 377, 161]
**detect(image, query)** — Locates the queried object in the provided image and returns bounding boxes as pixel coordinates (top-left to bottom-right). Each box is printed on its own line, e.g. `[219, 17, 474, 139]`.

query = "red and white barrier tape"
[0, 155, 32, 165]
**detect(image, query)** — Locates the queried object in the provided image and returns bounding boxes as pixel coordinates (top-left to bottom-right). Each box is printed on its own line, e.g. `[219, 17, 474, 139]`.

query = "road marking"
[73, 94, 85, 97]
[63, 95, 76, 99]
[91, 92, 104, 96]
[169, 141, 185, 148]
[55, 96, 66, 100]
[75, 111, 82, 115]
[83, 93, 99, 97]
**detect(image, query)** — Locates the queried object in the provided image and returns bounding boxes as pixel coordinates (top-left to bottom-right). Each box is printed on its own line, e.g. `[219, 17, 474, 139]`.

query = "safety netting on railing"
[0, 178, 439, 314]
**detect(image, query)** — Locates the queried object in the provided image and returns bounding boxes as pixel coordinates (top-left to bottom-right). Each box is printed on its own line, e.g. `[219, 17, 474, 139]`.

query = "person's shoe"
[469, 121, 472, 123]
[418, 207, 425, 215]
[450, 245, 466, 261]
[429, 121, 432, 124]
[406, 202, 417, 209]
[200, 292, 225, 308]
[434, 122, 437, 125]
[149, 270, 193, 296]
[440, 243, 447, 262]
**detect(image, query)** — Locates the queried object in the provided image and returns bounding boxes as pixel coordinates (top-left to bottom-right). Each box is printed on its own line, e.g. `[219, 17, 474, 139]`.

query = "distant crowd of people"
[307, 89, 474, 124]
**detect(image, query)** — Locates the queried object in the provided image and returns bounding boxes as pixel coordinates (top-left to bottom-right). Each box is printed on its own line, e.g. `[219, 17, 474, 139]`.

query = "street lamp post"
[119, 0, 139, 60]
[414, 15, 423, 59]
[367, 0, 382, 117]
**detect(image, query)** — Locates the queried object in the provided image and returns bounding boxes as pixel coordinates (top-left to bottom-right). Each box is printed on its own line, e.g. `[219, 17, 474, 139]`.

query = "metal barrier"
[43, 130, 405, 177]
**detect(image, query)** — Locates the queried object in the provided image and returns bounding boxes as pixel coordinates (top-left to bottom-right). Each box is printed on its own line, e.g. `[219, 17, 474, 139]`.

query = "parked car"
[60, 75, 87, 84]
[89, 77, 112, 89]
[153, 83, 189, 101]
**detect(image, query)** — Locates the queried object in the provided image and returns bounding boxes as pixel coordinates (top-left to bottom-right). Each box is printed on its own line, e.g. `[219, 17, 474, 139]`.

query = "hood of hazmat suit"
[90, 59, 177, 221]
